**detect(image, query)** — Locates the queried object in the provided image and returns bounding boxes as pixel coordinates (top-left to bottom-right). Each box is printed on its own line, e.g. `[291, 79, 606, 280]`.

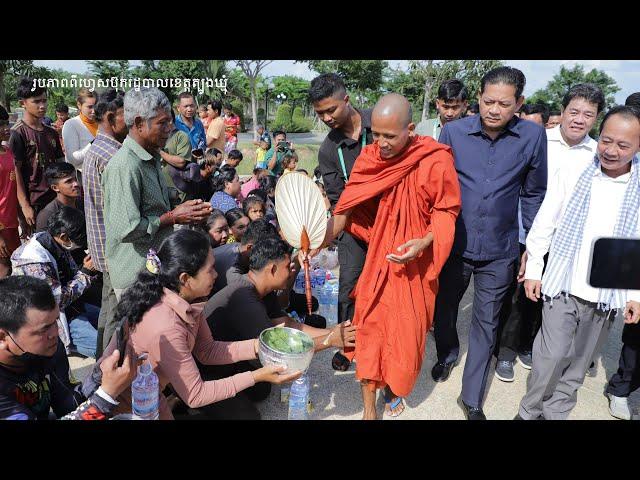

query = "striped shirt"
[82, 133, 122, 272]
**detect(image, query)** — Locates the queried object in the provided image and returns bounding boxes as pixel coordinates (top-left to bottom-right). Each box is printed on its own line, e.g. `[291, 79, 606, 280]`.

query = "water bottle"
[288, 375, 310, 420]
[294, 270, 305, 294]
[328, 280, 339, 326]
[312, 268, 326, 298]
[131, 361, 159, 420]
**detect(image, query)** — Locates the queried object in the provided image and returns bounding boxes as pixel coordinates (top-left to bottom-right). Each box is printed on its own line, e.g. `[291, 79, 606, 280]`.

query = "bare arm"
[159, 150, 187, 170]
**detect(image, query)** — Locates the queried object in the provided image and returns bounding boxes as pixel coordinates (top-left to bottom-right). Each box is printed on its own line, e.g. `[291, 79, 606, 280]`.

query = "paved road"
[238, 132, 326, 145]
[69, 282, 638, 420]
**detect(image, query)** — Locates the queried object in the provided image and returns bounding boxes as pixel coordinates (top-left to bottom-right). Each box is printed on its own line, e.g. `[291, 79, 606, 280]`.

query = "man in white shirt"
[495, 84, 604, 383]
[605, 92, 640, 420]
[517, 106, 640, 420]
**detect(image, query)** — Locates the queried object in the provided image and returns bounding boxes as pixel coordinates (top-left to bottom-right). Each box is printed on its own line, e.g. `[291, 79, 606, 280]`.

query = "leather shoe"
[431, 360, 456, 382]
[457, 395, 486, 420]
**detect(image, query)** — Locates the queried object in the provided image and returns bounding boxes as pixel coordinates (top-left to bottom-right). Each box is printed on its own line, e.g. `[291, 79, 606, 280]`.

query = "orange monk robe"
[333, 136, 461, 397]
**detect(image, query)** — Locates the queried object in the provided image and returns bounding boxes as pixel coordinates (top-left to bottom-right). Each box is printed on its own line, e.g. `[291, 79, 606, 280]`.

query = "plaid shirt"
[82, 133, 122, 272]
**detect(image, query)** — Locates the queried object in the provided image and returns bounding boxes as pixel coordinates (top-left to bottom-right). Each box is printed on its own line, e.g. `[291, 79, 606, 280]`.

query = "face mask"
[61, 240, 82, 251]
[6, 333, 56, 368]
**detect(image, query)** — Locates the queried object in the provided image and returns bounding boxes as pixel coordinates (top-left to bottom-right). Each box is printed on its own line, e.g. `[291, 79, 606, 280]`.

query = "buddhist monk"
[304, 93, 461, 419]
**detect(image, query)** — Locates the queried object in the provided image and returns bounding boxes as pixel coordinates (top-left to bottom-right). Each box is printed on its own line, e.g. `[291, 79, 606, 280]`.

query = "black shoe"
[303, 313, 326, 329]
[431, 360, 457, 383]
[517, 351, 533, 370]
[457, 395, 486, 420]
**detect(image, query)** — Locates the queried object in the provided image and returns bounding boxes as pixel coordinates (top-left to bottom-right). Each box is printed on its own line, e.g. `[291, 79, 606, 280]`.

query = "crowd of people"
[0, 65, 639, 421]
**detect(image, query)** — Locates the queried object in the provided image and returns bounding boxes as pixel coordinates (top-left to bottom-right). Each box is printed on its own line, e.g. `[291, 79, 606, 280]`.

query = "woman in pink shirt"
[101, 229, 300, 419]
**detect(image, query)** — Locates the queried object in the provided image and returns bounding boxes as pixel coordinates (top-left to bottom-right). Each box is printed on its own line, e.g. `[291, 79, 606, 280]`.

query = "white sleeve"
[62, 119, 82, 168]
[525, 170, 568, 281]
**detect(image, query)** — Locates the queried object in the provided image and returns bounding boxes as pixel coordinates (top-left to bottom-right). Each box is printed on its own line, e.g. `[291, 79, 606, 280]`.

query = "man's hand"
[517, 251, 528, 283]
[99, 343, 141, 399]
[387, 237, 433, 264]
[82, 255, 96, 271]
[328, 320, 356, 349]
[21, 204, 35, 227]
[624, 301, 640, 324]
[0, 234, 9, 258]
[171, 199, 213, 225]
[524, 279, 542, 302]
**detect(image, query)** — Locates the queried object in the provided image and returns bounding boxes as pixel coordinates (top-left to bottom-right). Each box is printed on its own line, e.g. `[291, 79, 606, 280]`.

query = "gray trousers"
[519, 294, 614, 420]
[95, 270, 120, 358]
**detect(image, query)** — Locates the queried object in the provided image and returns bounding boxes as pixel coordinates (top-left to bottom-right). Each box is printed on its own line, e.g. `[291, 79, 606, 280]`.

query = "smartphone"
[114, 324, 127, 367]
[588, 237, 640, 290]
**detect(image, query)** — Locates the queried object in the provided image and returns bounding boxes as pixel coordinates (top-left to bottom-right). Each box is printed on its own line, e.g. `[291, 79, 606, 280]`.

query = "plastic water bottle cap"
[138, 362, 153, 376]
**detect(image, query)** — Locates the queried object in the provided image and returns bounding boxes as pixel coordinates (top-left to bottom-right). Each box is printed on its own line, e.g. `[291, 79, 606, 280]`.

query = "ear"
[51, 183, 61, 193]
[58, 232, 70, 244]
[344, 94, 350, 105]
[134, 116, 145, 131]
[270, 262, 278, 276]
[560, 106, 565, 115]
[178, 272, 190, 288]
[408, 122, 416, 137]
[516, 96, 525, 111]
[0, 329, 8, 349]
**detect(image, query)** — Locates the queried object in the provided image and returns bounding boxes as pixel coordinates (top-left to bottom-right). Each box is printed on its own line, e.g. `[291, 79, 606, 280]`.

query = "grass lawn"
[235, 142, 320, 176]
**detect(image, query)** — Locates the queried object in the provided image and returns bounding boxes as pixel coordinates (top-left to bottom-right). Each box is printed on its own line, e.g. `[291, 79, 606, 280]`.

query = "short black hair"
[467, 102, 479, 114]
[17, 77, 46, 100]
[223, 102, 233, 111]
[599, 105, 640, 135]
[522, 103, 550, 124]
[94, 88, 125, 123]
[258, 175, 277, 193]
[562, 83, 605, 113]
[249, 236, 292, 271]
[272, 130, 286, 139]
[437, 79, 468, 102]
[55, 104, 69, 114]
[0, 276, 57, 334]
[47, 206, 87, 248]
[242, 218, 278, 246]
[208, 99, 222, 116]
[308, 73, 347, 104]
[45, 162, 76, 187]
[177, 92, 194, 102]
[227, 149, 243, 161]
[625, 92, 640, 109]
[480, 66, 526, 99]
[0, 104, 8, 123]
[224, 207, 247, 228]
[549, 110, 561, 117]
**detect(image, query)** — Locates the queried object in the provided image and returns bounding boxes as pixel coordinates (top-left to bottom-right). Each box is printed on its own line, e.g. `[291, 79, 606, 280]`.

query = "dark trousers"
[495, 244, 543, 362]
[607, 322, 640, 397]
[434, 254, 517, 408]
[336, 231, 367, 324]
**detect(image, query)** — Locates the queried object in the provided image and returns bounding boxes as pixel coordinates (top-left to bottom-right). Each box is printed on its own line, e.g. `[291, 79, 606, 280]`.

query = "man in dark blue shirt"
[432, 67, 547, 419]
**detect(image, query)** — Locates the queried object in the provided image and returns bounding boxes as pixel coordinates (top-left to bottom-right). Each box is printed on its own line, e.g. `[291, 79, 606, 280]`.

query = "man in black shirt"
[309, 73, 373, 371]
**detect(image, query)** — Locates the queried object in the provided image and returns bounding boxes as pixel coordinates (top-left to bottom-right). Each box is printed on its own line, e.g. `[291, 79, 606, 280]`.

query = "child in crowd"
[255, 139, 269, 169]
[0, 105, 19, 279]
[198, 104, 211, 130]
[241, 167, 267, 199]
[243, 196, 266, 222]
[224, 149, 243, 168]
[281, 151, 299, 176]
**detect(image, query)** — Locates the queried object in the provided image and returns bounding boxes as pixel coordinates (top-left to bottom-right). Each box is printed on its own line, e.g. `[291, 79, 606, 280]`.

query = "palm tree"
[0, 60, 35, 111]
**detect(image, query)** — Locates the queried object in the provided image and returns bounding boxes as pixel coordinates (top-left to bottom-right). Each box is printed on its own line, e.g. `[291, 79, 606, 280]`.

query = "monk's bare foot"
[383, 386, 405, 417]
[362, 408, 378, 420]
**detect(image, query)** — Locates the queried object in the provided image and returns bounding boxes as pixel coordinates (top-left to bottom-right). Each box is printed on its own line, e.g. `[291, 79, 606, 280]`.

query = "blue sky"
[34, 60, 640, 104]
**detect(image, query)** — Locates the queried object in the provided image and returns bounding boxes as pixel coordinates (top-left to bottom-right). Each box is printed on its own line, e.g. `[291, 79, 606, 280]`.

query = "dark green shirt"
[102, 135, 172, 289]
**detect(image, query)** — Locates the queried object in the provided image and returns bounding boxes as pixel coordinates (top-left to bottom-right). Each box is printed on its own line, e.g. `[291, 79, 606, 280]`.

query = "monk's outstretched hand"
[387, 237, 433, 264]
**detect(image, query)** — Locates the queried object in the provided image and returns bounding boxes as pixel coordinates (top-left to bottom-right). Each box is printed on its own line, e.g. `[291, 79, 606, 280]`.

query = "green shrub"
[273, 103, 293, 131]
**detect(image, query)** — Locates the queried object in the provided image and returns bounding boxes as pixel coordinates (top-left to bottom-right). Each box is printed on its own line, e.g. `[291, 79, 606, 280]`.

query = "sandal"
[331, 351, 351, 371]
[383, 390, 405, 418]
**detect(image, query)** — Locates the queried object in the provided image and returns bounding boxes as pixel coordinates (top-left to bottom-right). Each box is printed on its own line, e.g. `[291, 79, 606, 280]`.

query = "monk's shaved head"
[373, 93, 413, 127]
[371, 93, 416, 159]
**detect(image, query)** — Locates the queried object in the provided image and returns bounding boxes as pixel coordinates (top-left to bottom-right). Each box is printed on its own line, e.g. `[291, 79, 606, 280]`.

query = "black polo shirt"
[317, 109, 373, 207]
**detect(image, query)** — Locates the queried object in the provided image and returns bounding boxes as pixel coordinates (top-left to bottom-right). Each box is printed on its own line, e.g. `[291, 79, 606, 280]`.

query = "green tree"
[271, 75, 310, 109]
[385, 60, 503, 121]
[0, 60, 38, 111]
[527, 64, 620, 112]
[87, 60, 133, 79]
[235, 60, 273, 140]
[273, 103, 292, 131]
[302, 60, 388, 107]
